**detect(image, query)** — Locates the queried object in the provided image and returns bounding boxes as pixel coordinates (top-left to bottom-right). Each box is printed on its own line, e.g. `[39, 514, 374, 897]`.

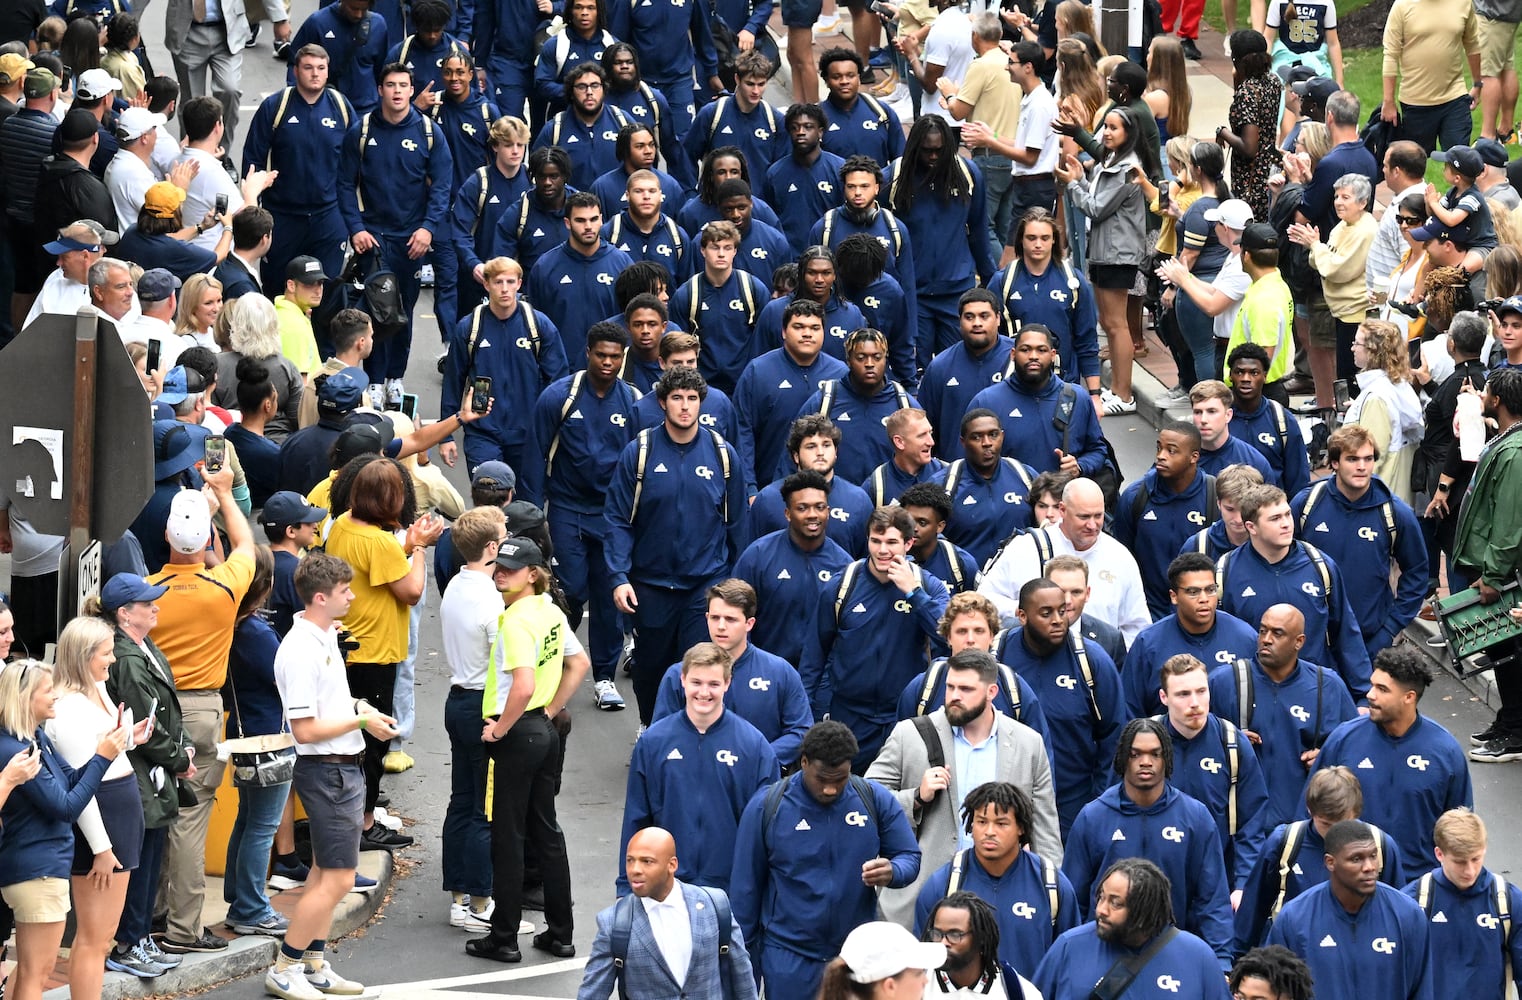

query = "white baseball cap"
[839, 922, 946, 984]
[1203, 199, 1254, 230]
[77, 68, 123, 100]
[166, 489, 212, 555]
[117, 106, 168, 142]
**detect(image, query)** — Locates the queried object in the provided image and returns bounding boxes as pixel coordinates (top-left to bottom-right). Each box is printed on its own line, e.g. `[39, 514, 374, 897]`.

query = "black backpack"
[312, 250, 406, 345]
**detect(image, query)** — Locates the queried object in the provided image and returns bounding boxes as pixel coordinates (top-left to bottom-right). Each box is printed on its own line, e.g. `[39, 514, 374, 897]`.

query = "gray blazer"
[164, 0, 284, 55]
[578, 882, 756, 1000]
[866, 709, 1062, 928]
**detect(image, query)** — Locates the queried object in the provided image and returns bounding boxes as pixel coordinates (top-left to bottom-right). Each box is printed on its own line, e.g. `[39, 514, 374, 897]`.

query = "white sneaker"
[367, 384, 385, 411]
[420, 263, 436, 287]
[386, 379, 404, 410]
[449, 902, 493, 932]
[303, 960, 365, 996]
[1101, 389, 1137, 415]
[266, 965, 324, 1000]
[594, 679, 626, 711]
[518, 919, 535, 934]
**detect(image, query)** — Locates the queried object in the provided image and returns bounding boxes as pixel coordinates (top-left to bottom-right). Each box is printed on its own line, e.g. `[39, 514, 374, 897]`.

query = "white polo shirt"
[275, 613, 365, 756]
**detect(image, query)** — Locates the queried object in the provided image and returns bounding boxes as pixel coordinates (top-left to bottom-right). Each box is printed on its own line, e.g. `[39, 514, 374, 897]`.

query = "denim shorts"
[293, 758, 365, 871]
[782, 0, 824, 28]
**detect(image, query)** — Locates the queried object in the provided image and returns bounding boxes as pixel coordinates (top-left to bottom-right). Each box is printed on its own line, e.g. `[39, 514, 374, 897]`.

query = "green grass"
[1198, 0, 1375, 39]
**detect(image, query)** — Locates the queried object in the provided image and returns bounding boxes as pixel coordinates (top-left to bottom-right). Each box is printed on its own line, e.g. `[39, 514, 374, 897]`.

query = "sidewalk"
[23, 852, 393, 1000]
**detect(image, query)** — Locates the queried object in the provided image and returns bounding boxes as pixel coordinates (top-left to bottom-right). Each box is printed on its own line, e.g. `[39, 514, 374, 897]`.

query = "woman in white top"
[45, 617, 152, 998]
[173, 274, 224, 354]
[1346, 319, 1426, 504]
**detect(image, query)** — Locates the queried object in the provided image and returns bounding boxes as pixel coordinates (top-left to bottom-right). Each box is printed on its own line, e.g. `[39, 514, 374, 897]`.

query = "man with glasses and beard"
[921, 892, 1043, 999]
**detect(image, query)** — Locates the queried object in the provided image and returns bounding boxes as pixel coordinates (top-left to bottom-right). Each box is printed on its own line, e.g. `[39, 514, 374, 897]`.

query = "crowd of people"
[4, 0, 1522, 996]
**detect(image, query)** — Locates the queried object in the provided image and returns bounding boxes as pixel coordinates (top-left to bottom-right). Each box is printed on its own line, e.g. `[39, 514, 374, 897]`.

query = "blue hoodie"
[918, 335, 1015, 462]
[683, 96, 788, 181]
[1401, 868, 1522, 1000]
[1310, 714, 1473, 867]
[527, 240, 635, 362]
[730, 773, 921, 963]
[914, 849, 1081, 976]
[842, 274, 919, 389]
[1179, 520, 1239, 561]
[732, 529, 853, 665]
[1124, 611, 1258, 719]
[1157, 715, 1271, 889]
[790, 377, 921, 485]
[452, 162, 532, 277]
[988, 259, 1101, 383]
[732, 347, 849, 488]
[491, 188, 578, 277]
[631, 387, 751, 495]
[431, 91, 499, 190]
[650, 645, 814, 765]
[1235, 819, 1405, 954]
[605, 0, 718, 84]
[765, 149, 847, 253]
[604, 424, 747, 588]
[1207, 656, 1359, 827]
[590, 166, 688, 223]
[1289, 477, 1428, 657]
[1232, 397, 1311, 497]
[338, 107, 454, 238]
[1267, 882, 1433, 1000]
[526, 371, 643, 511]
[532, 27, 619, 111]
[606, 81, 688, 186]
[619, 708, 780, 892]
[601, 211, 693, 285]
[1113, 469, 1221, 619]
[864, 458, 948, 508]
[913, 537, 981, 596]
[0, 730, 112, 884]
[1064, 784, 1234, 966]
[884, 155, 997, 295]
[753, 293, 867, 368]
[243, 86, 356, 214]
[289, 7, 389, 115]
[388, 33, 470, 102]
[669, 269, 771, 394]
[1034, 924, 1231, 1000]
[807, 205, 919, 335]
[930, 457, 1036, 568]
[473, 0, 556, 70]
[820, 94, 906, 163]
[1216, 540, 1372, 701]
[743, 476, 872, 558]
[966, 373, 1107, 478]
[534, 104, 630, 190]
[734, 217, 794, 290]
[995, 628, 1127, 838]
[442, 304, 570, 455]
[1198, 434, 1278, 484]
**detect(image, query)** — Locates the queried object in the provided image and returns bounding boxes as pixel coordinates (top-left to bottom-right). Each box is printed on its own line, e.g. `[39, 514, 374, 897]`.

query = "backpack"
[1228, 655, 1324, 745]
[628, 427, 733, 522]
[760, 772, 877, 852]
[821, 207, 904, 259]
[915, 656, 1023, 723]
[314, 249, 404, 341]
[266, 87, 352, 171]
[1127, 473, 1218, 534]
[946, 848, 1062, 931]
[464, 303, 542, 375]
[608, 885, 736, 1000]
[1150, 714, 1243, 834]
[467, 166, 492, 237]
[708, 96, 780, 142]
[1297, 480, 1398, 561]
[1217, 540, 1335, 652]
[544, 372, 641, 477]
[1052, 381, 1124, 511]
[610, 214, 687, 263]
[941, 457, 1034, 505]
[1270, 821, 1387, 921]
[1415, 871, 1515, 998]
[816, 379, 912, 421]
[831, 558, 926, 628]
[550, 103, 630, 147]
[683, 273, 758, 330]
[999, 260, 1082, 375]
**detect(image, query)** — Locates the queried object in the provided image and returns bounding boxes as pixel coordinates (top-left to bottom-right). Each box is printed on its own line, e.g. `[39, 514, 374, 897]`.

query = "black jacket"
[34, 155, 118, 241]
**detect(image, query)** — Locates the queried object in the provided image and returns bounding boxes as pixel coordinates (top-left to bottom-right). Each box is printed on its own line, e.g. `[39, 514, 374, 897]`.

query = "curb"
[45, 852, 394, 1000]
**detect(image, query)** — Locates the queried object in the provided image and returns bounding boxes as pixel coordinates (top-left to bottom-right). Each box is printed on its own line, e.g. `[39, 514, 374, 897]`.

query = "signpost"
[0, 308, 154, 627]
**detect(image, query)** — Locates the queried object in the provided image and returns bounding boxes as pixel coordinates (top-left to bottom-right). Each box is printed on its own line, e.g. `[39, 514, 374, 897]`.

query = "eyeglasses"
[1397, 215, 1423, 226]
[572, 82, 603, 92]
[925, 928, 969, 944]
[1352, 339, 1369, 348]
[1177, 585, 1218, 597]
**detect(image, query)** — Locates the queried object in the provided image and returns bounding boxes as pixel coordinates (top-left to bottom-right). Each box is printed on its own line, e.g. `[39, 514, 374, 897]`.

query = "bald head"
[1062, 477, 1104, 507]
[625, 827, 679, 900]
[1257, 603, 1306, 674]
[1059, 477, 1106, 550]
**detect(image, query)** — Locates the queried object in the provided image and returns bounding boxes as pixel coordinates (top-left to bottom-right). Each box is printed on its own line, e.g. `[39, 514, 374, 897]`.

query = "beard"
[945, 695, 989, 728]
[842, 202, 878, 226]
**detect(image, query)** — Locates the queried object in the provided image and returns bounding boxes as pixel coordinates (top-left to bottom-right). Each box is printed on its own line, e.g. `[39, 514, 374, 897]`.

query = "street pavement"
[98, 7, 1522, 998]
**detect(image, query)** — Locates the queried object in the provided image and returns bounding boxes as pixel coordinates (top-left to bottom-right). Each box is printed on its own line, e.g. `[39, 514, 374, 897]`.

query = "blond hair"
[680, 641, 733, 680]
[175, 272, 223, 335]
[1305, 765, 1362, 820]
[53, 617, 117, 696]
[488, 115, 531, 147]
[1433, 808, 1486, 857]
[0, 660, 54, 738]
[1215, 464, 1265, 505]
[482, 256, 523, 282]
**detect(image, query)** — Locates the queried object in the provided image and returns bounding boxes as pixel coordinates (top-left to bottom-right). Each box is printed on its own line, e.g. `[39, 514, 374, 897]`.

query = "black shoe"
[158, 931, 229, 954]
[1181, 37, 1202, 60]
[249, 21, 261, 43]
[520, 885, 546, 911]
[361, 824, 415, 851]
[375, 792, 391, 808]
[151, 914, 167, 936]
[465, 936, 522, 962]
[272, 39, 291, 60]
[1470, 737, 1522, 763]
[531, 932, 575, 958]
[1472, 720, 1507, 746]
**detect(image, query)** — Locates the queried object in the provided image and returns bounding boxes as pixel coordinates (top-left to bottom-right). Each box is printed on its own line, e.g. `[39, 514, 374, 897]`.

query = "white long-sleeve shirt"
[977, 525, 1152, 645]
[46, 684, 134, 855]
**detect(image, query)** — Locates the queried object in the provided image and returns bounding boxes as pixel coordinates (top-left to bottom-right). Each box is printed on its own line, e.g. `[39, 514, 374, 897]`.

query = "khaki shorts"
[1306, 296, 1337, 349]
[1, 877, 72, 923]
[1479, 15, 1521, 78]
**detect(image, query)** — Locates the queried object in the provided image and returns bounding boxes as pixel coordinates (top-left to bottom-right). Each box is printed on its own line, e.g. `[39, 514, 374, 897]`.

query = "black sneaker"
[158, 931, 229, 954]
[1181, 38, 1202, 60]
[1471, 720, 1507, 746]
[361, 823, 415, 851]
[1470, 738, 1522, 763]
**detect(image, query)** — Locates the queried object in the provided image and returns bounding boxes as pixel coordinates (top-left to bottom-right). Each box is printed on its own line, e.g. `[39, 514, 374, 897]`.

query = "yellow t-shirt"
[1226, 270, 1295, 384]
[957, 47, 1022, 145]
[149, 552, 257, 691]
[484, 593, 567, 718]
[324, 515, 413, 664]
[275, 296, 320, 377]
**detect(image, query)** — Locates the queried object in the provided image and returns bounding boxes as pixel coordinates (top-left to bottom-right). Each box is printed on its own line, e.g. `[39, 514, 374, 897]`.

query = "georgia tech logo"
[1200, 757, 1222, 774]
[817, 181, 835, 194]
[1156, 975, 1181, 993]
[401, 138, 420, 151]
[893, 599, 912, 613]
[864, 296, 881, 309]
[729, 299, 747, 311]
[818, 569, 834, 581]
[830, 508, 849, 521]
[1407, 754, 1431, 771]
[1049, 289, 1068, 304]
[1301, 581, 1322, 597]
[609, 413, 628, 426]
[751, 248, 768, 259]
[1479, 913, 1501, 929]
[321, 117, 339, 128]
[1371, 938, 1397, 954]
[695, 466, 715, 480]
[1055, 674, 1077, 690]
[1290, 704, 1310, 721]
[603, 130, 619, 141]
[657, 244, 674, 256]
[1011, 902, 1036, 919]
[1004, 492, 1022, 503]
[1259, 432, 1276, 446]
[700, 414, 717, 426]
[1215, 650, 1235, 664]
[748, 677, 771, 691]
[462, 122, 478, 136]
[844, 811, 869, 827]
[1187, 510, 1206, 525]
[596, 273, 615, 285]
[862, 119, 878, 131]
[715, 749, 738, 766]
[830, 325, 848, 339]
[515, 337, 534, 349]
[1161, 826, 1185, 843]
[1358, 526, 1378, 541]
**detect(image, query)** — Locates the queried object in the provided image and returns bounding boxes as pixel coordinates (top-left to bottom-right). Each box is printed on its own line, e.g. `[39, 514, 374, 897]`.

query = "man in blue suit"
[579, 827, 757, 999]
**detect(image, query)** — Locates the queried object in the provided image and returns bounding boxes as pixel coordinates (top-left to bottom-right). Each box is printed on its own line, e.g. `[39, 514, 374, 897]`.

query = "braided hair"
[923, 892, 1000, 974]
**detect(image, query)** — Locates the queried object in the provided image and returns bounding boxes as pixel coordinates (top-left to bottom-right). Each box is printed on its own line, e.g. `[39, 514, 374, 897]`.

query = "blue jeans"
[223, 780, 291, 925]
[442, 687, 493, 896]
[117, 825, 168, 947]
[1174, 281, 1218, 388]
[392, 580, 424, 746]
[973, 152, 1016, 263]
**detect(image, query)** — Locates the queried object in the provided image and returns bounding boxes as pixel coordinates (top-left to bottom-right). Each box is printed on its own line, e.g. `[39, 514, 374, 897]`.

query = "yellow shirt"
[957, 48, 1022, 144]
[324, 515, 413, 664]
[308, 473, 338, 539]
[1226, 270, 1295, 383]
[485, 593, 567, 718]
[275, 295, 320, 377]
[148, 552, 257, 691]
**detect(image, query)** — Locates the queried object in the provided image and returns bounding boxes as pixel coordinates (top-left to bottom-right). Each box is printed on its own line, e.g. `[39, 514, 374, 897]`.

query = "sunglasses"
[1397, 215, 1423, 226]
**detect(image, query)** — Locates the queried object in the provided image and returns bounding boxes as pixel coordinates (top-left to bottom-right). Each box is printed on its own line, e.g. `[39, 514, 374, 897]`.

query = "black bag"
[1088, 926, 1178, 1000]
[709, 5, 780, 91]
[311, 250, 406, 349]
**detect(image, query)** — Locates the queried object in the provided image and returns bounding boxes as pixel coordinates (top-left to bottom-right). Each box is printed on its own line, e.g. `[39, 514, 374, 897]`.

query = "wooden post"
[66, 307, 98, 622]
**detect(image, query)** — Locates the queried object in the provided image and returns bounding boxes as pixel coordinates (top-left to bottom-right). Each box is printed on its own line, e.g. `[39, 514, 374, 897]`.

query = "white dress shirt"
[640, 881, 692, 987]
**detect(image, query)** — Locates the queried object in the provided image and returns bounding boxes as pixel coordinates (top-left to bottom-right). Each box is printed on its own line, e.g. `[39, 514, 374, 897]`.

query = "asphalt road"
[116, 10, 1522, 996]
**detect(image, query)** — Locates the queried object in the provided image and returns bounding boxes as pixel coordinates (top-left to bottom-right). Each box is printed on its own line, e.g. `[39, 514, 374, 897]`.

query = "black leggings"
[346, 661, 398, 813]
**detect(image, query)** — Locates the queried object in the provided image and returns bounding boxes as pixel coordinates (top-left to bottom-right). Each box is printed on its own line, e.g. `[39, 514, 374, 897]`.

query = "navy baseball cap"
[100, 573, 169, 613]
[1432, 145, 1484, 179]
[316, 366, 367, 416]
[1496, 296, 1522, 319]
[137, 268, 181, 304]
[471, 460, 517, 491]
[260, 491, 328, 531]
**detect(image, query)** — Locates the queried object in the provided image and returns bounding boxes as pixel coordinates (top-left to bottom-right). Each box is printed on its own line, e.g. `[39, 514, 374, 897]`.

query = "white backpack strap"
[1271, 822, 1305, 918]
[1222, 720, 1240, 835]
[629, 429, 652, 520]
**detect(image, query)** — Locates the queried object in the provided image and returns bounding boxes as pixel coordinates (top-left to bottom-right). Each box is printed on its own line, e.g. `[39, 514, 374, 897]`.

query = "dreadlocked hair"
[926, 892, 1001, 972]
[1229, 946, 1314, 1000]
[891, 116, 970, 213]
[1113, 717, 1174, 779]
[697, 146, 750, 205]
[959, 781, 1034, 847]
[1423, 265, 1475, 333]
[1099, 858, 1174, 942]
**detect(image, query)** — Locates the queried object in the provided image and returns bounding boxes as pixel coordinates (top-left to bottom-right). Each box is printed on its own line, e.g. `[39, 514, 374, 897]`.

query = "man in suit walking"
[866, 649, 1062, 927]
[579, 827, 757, 1000]
[164, 0, 287, 143]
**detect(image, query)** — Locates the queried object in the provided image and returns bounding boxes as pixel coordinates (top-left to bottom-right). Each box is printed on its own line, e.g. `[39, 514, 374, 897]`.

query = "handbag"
[226, 672, 296, 789]
[1087, 926, 1178, 1000]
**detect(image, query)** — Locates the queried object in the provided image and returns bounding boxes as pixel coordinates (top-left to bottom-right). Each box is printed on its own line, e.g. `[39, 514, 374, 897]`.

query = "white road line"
[378, 957, 589, 992]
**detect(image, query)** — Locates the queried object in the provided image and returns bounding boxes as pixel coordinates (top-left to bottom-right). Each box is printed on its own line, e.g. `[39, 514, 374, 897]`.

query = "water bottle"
[1457, 392, 1485, 462]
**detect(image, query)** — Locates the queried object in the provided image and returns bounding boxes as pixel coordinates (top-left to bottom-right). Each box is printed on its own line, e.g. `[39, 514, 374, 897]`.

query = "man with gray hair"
[88, 257, 140, 326]
[938, 12, 1022, 258]
[25, 222, 115, 328]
